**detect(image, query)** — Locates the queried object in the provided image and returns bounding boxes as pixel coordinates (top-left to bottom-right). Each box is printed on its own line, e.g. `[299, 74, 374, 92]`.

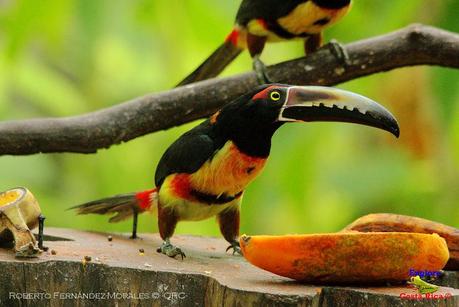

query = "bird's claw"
[157, 242, 186, 260]
[226, 242, 242, 256]
[253, 56, 272, 84]
[325, 39, 350, 66]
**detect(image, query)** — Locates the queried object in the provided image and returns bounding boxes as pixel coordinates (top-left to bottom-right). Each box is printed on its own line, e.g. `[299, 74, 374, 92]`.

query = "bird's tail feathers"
[70, 189, 158, 223]
[177, 34, 243, 87]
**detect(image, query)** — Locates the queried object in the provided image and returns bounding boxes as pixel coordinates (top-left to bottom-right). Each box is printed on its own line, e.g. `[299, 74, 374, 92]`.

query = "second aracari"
[178, 0, 352, 85]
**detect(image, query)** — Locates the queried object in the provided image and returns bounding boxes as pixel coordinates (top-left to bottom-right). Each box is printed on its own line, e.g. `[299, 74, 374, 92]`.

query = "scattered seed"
[334, 66, 346, 76]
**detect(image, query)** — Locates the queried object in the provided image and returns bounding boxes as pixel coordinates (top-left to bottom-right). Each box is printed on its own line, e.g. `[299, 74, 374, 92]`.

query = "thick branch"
[1, 24, 458, 155]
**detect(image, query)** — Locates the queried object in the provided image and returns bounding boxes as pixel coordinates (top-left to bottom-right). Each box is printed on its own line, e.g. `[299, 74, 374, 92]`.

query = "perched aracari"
[72, 84, 399, 259]
[178, 0, 352, 86]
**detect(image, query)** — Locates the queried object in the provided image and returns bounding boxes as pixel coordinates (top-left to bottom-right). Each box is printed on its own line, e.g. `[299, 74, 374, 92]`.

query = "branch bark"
[1, 24, 458, 155]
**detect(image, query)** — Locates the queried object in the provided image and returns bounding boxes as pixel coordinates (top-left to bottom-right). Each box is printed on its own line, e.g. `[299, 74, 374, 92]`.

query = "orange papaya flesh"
[343, 213, 459, 270]
[240, 232, 449, 283]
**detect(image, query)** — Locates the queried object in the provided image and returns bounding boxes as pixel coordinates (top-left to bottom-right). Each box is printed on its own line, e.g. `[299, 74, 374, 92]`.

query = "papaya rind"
[343, 213, 459, 270]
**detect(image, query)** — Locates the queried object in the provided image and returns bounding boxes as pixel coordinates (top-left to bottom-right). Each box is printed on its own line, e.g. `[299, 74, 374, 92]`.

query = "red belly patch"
[170, 174, 192, 199]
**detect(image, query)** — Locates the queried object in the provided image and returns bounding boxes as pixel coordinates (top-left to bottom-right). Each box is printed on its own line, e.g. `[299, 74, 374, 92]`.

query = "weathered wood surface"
[0, 228, 458, 307]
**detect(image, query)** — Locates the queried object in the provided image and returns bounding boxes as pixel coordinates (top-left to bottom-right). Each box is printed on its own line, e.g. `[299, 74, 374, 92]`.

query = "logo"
[399, 269, 452, 300]
[408, 269, 441, 279]
[407, 276, 438, 295]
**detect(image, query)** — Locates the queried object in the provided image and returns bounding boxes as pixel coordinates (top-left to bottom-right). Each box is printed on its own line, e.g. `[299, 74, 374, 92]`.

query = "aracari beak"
[278, 86, 400, 137]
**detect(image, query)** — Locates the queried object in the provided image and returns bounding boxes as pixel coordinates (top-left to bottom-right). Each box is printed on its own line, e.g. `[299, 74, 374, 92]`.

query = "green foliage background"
[0, 0, 458, 237]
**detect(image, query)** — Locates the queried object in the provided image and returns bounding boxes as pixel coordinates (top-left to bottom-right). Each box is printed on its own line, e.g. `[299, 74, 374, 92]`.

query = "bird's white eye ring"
[270, 91, 281, 101]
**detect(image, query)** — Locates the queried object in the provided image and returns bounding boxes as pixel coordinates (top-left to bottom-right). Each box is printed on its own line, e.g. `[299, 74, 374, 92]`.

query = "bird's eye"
[270, 91, 281, 101]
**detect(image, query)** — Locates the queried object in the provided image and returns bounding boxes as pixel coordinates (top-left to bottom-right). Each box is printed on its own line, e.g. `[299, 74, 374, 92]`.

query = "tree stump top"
[1, 227, 459, 306]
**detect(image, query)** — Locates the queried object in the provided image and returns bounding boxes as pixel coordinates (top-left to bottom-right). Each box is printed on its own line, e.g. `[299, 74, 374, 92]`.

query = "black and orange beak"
[278, 86, 399, 137]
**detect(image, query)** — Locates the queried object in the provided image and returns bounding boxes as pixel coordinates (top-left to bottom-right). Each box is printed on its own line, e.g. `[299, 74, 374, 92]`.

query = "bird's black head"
[213, 84, 399, 158]
[212, 84, 284, 158]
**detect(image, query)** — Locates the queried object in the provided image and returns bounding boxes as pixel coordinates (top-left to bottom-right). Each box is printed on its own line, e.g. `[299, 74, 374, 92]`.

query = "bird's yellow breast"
[243, 1, 351, 42]
[189, 141, 267, 196]
[278, 1, 351, 36]
[158, 141, 265, 221]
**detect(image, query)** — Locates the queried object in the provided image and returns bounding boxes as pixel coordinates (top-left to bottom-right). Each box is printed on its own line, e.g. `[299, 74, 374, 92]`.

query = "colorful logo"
[407, 276, 439, 295]
[408, 269, 442, 279]
[399, 269, 452, 300]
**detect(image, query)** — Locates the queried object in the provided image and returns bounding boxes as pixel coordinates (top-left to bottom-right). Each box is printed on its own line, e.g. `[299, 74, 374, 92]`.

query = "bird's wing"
[155, 124, 219, 187]
[235, 0, 305, 25]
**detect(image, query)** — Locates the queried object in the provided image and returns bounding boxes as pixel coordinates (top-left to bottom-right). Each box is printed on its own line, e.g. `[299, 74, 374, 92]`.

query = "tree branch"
[1, 24, 458, 156]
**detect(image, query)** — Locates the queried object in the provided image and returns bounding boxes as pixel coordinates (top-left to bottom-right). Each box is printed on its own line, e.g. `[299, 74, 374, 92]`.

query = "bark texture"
[0, 24, 458, 155]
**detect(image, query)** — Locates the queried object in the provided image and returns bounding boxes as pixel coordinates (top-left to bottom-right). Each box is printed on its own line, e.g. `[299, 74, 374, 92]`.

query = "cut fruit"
[0, 187, 42, 257]
[343, 213, 459, 270]
[0, 188, 41, 230]
[0, 189, 23, 207]
[240, 232, 449, 283]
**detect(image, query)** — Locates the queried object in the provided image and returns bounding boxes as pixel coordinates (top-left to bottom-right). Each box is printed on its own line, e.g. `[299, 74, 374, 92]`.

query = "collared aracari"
[177, 0, 352, 86]
[72, 84, 399, 259]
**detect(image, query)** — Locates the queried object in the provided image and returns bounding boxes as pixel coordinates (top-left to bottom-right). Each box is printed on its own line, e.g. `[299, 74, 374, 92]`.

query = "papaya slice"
[240, 232, 448, 283]
[343, 213, 459, 270]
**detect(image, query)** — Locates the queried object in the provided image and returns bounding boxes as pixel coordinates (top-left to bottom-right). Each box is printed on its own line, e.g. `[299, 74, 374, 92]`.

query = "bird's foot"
[253, 55, 272, 84]
[225, 241, 242, 256]
[325, 39, 350, 66]
[157, 241, 186, 260]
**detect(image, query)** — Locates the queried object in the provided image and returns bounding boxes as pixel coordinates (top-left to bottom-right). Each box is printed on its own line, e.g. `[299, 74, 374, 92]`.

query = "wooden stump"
[0, 228, 458, 307]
